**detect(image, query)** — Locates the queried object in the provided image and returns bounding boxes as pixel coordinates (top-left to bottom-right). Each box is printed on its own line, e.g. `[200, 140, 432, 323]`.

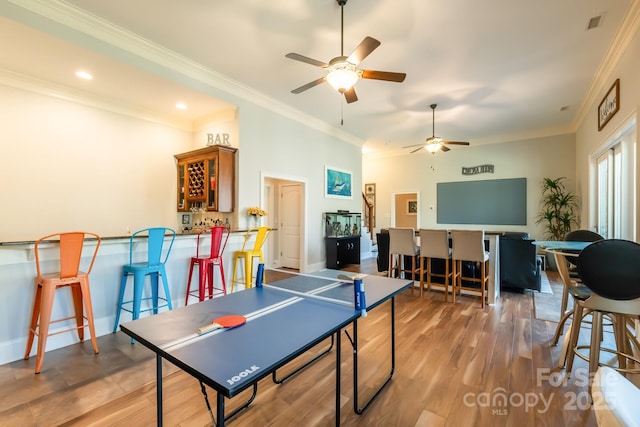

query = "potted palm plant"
[536, 177, 579, 241]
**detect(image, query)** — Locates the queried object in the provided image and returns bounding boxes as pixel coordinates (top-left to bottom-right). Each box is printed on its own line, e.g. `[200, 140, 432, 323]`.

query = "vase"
[250, 215, 260, 228]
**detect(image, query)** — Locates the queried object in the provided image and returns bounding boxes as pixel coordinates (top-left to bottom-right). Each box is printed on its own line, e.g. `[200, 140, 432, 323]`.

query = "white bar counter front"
[0, 230, 263, 366]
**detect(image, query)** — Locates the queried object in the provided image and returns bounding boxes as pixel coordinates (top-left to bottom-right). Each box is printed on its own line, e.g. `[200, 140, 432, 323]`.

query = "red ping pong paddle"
[197, 314, 246, 335]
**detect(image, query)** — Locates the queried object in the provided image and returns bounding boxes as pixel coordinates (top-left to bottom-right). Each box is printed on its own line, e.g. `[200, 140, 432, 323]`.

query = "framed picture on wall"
[407, 199, 418, 215]
[325, 166, 353, 199]
[364, 183, 376, 227]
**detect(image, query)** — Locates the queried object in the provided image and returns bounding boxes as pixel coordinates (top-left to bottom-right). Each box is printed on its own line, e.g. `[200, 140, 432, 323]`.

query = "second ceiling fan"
[285, 0, 406, 104]
[404, 104, 470, 153]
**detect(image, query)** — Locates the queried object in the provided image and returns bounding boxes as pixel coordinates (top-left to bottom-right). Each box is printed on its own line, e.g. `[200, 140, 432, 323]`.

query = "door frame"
[260, 171, 308, 272]
[390, 191, 420, 229]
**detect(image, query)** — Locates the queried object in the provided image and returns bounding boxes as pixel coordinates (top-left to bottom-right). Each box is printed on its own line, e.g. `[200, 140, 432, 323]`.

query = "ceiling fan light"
[425, 142, 442, 153]
[326, 62, 359, 92]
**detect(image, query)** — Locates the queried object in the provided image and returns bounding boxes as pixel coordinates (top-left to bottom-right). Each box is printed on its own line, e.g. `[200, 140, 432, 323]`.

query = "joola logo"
[226, 365, 260, 385]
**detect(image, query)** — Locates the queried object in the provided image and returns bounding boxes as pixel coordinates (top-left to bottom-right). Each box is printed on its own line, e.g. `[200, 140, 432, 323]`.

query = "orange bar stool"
[231, 226, 272, 292]
[24, 231, 101, 374]
[185, 225, 230, 305]
[113, 227, 176, 333]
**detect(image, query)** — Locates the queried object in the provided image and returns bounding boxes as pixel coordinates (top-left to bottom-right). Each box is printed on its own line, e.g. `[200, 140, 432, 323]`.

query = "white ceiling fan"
[403, 104, 470, 154]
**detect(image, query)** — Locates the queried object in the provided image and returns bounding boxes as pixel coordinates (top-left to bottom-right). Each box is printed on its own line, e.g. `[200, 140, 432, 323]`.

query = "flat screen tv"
[437, 178, 526, 225]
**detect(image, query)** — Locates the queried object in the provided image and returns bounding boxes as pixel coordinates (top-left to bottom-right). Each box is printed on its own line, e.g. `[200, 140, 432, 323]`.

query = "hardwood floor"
[2, 258, 635, 426]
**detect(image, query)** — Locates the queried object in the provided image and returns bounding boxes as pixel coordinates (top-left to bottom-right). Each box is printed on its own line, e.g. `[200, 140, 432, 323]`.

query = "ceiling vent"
[587, 14, 605, 30]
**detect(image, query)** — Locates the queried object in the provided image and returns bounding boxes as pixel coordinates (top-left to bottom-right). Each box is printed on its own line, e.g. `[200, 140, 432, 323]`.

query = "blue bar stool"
[113, 227, 176, 333]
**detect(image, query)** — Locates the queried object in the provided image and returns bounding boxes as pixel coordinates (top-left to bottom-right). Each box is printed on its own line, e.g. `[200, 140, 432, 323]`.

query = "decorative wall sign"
[325, 166, 353, 199]
[598, 79, 620, 131]
[206, 133, 231, 146]
[364, 183, 376, 227]
[462, 164, 494, 175]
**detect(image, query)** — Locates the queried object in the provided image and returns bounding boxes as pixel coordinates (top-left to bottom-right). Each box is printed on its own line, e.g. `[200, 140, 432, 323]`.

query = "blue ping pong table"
[120, 269, 412, 426]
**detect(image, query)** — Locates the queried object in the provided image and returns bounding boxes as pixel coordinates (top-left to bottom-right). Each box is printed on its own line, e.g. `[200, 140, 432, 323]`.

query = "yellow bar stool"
[231, 227, 272, 291]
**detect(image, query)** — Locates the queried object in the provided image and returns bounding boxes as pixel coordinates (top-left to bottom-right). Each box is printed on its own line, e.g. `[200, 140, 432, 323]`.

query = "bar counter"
[0, 229, 269, 366]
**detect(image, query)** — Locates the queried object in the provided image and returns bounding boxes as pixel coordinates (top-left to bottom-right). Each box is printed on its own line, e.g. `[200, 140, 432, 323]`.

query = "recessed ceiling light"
[176, 102, 187, 110]
[75, 70, 93, 80]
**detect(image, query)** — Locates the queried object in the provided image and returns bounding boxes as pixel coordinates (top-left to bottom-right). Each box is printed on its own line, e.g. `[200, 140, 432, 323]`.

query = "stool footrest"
[118, 297, 171, 315]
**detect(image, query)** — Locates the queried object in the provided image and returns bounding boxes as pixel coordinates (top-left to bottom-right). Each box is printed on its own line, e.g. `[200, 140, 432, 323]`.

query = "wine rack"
[187, 161, 206, 198]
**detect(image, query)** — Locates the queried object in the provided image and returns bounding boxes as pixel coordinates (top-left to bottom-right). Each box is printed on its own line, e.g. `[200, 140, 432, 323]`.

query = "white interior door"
[280, 183, 301, 269]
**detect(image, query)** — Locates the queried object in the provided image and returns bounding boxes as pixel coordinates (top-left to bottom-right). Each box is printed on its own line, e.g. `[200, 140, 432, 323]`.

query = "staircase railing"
[362, 192, 374, 241]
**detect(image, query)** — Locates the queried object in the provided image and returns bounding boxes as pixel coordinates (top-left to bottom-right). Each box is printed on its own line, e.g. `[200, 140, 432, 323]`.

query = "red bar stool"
[185, 225, 230, 305]
[24, 231, 101, 374]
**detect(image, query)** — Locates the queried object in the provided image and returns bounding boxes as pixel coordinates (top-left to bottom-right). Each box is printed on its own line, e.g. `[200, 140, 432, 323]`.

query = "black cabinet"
[326, 236, 360, 269]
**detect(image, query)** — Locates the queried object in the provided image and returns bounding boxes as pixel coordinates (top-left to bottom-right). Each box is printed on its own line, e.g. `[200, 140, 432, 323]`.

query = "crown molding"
[7, 0, 363, 147]
[574, 0, 640, 130]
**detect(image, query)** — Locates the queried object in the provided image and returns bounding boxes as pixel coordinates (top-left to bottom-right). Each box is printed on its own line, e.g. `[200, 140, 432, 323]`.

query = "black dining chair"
[565, 239, 640, 377]
[564, 229, 604, 279]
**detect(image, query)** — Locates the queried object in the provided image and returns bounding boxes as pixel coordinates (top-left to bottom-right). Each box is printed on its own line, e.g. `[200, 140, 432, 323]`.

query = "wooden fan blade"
[343, 87, 358, 103]
[347, 36, 381, 65]
[443, 141, 470, 146]
[291, 77, 326, 94]
[361, 69, 406, 83]
[285, 53, 328, 68]
[410, 146, 424, 153]
[441, 146, 451, 152]
[402, 143, 424, 149]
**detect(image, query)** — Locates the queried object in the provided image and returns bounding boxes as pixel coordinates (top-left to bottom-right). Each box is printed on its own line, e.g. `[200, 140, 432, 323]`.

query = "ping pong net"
[264, 268, 368, 314]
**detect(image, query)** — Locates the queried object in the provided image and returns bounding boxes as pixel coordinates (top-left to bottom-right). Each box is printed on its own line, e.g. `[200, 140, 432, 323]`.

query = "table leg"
[336, 330, 341, 427]
[352, 298, 396, 414]
[217, 392, 225, 427]
[156, 354, 163, 426]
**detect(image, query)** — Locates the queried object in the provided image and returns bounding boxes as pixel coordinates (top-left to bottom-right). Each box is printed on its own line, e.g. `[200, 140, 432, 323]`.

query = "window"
[593, 122, 636, 239]
[595, 145, 621, 238]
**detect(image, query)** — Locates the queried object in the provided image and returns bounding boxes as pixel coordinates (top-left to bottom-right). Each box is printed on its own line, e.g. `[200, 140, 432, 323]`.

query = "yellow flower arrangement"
[247, 207, 267, 217]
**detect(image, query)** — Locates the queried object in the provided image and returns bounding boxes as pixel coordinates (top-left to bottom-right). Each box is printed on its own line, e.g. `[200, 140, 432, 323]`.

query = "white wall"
[235, 103, 362, 270]
[363, 134, 576, 240]
[0, 84, 193, 241]
[575, 23, 640, 241]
